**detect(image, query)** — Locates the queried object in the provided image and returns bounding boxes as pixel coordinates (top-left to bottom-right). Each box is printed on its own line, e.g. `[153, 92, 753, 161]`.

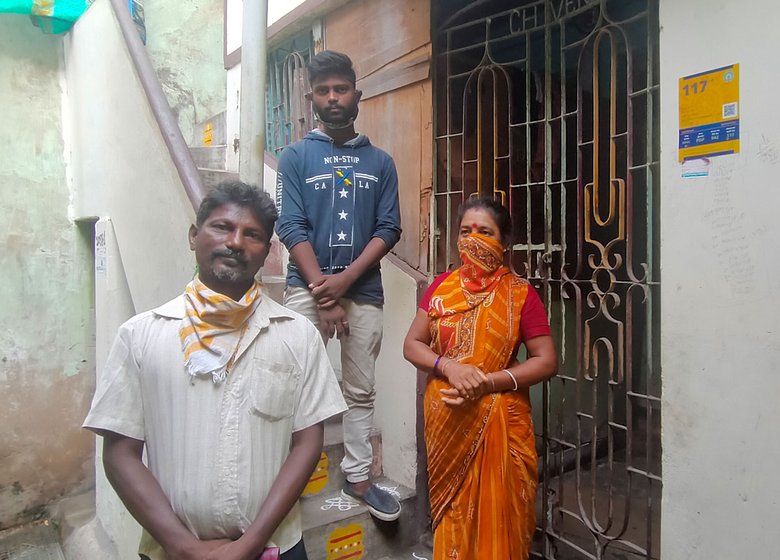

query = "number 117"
[683, 80, 708, 96]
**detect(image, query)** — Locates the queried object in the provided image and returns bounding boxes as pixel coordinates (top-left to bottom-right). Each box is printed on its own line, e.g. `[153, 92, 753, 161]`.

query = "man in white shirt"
[84, 181, 346, 560]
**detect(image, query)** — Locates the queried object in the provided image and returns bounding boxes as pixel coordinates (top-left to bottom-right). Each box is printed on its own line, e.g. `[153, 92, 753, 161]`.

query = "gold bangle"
[489, 375, 496, 393]
[502, 369, 518, 391]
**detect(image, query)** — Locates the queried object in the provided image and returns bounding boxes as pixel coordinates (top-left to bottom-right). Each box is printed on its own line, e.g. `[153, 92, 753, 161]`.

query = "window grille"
[266, 33, 315, 155]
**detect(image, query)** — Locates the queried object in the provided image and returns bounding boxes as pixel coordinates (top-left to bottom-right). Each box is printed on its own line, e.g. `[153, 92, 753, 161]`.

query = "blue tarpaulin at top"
[0, 0, 92, 34]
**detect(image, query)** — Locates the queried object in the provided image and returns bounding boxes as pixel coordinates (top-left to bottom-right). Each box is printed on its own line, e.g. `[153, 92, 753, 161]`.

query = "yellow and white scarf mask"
[180, 277, 262, 383]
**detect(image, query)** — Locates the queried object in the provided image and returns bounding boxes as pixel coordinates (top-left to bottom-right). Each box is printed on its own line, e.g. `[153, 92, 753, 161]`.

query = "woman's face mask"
[457, 232, 504, 275]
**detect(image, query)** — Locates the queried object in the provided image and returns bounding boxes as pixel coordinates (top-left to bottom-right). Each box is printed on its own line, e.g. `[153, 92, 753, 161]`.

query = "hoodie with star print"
[275, 130, 401, 305]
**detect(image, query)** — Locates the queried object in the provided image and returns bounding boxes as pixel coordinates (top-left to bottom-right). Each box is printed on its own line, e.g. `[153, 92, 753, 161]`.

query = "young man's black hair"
[307, 50, 356, 85]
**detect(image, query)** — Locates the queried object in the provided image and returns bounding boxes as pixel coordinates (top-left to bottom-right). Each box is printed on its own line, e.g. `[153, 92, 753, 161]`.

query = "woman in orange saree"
[404, 197, 557, 560]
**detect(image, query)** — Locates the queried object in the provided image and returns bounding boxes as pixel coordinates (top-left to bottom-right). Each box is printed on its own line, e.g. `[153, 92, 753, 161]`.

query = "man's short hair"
[195, 181, 278, 242]
[307, 50, 356, 85]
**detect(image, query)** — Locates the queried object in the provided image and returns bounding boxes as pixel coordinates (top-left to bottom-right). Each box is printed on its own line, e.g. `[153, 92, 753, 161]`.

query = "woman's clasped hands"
[439, 360, 491, 407]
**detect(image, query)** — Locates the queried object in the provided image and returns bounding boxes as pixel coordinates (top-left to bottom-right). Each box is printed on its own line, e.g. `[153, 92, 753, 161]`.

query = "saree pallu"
[425, 266, 538, 560]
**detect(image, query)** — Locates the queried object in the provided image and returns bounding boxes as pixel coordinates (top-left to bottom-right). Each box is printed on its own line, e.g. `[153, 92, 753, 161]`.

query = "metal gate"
[266, 34, 315, 156]
[432, 1, 660, 558]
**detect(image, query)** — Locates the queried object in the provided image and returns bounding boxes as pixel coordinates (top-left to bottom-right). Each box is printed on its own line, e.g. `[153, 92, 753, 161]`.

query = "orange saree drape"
[425, 234, 538, 560]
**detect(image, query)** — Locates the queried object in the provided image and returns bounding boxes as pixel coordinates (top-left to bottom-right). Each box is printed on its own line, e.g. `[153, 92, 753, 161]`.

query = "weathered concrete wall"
[65, 0, 196, 314]
[660, 1, 780, 557]
[144, 0, 226, 144]
[0, 15, 95, 529]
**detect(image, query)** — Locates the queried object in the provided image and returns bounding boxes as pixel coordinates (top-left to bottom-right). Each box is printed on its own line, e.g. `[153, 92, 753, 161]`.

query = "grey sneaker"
[341, 482, 401, 522]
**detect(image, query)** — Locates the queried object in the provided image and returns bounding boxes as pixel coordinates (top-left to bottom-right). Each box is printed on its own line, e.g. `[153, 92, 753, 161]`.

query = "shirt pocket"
[250, 359, 299, 421]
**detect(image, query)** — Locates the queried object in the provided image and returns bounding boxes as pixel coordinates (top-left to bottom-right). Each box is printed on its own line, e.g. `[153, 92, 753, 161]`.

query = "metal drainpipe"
[238, 0, 269, 189]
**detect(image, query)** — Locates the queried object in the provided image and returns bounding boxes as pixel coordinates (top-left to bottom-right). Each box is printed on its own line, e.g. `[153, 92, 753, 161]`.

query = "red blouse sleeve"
[520, 284, 552, 342]
[418, 272, 452, 311]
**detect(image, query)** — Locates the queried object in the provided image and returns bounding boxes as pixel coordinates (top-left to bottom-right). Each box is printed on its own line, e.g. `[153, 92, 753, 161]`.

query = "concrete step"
[302, 442, 347, 499]
[301, 414, 345, 498]
[0, 522, 65, 560]
[198, 167, 239, 191]
[301, 415, 386, 500]
[376, 543, 433, 560]
[300, 477, 419, 560]
[190, 145, 227, 170]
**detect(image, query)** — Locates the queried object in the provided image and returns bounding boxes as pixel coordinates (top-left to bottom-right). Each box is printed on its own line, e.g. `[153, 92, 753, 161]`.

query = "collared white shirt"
[84, 291, 347, 552]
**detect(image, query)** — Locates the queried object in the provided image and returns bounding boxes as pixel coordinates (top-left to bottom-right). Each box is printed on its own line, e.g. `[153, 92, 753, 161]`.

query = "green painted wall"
[145, 0, 226, 144]
[0, 15, 95, 529]
[0, 0, 225, 529]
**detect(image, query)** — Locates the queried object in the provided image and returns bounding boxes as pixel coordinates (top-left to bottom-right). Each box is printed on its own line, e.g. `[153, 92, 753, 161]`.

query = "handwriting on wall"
[702, 163, 755, 295]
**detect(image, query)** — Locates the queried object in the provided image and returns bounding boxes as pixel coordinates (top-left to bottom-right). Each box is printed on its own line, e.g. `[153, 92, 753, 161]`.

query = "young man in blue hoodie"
[275, 51, 402, 521]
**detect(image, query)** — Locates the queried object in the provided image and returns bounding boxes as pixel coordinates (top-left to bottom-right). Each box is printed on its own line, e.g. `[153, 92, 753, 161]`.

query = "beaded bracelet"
[502, 369, 519, 391]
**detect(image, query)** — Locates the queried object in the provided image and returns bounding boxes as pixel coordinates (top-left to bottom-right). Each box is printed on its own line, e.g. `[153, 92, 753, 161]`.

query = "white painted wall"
[660, 2, 780, 557]
[373, 260, 419, 489]
[92, 219, 140, 560]
[65, 0, 196, 313]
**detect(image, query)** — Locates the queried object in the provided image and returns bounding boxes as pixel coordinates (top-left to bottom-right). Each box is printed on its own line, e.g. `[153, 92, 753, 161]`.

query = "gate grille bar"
[267, 36, 314, 155]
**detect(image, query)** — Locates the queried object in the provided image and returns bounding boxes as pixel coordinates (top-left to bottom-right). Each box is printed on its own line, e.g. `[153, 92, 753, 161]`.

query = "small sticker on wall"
[95, 230, 107, 275]
[679, 64, 740, 161]
[682, 157, 710, 178]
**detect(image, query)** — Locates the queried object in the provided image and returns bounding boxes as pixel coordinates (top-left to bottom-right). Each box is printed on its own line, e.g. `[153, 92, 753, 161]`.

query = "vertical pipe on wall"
[239, 0, 268, 188]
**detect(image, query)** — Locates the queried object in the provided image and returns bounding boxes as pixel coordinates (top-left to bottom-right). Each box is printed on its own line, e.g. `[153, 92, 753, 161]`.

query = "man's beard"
[212, 267, 247, 283]
[315, 102, 359, 129]
[209, 250, 252, 283]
